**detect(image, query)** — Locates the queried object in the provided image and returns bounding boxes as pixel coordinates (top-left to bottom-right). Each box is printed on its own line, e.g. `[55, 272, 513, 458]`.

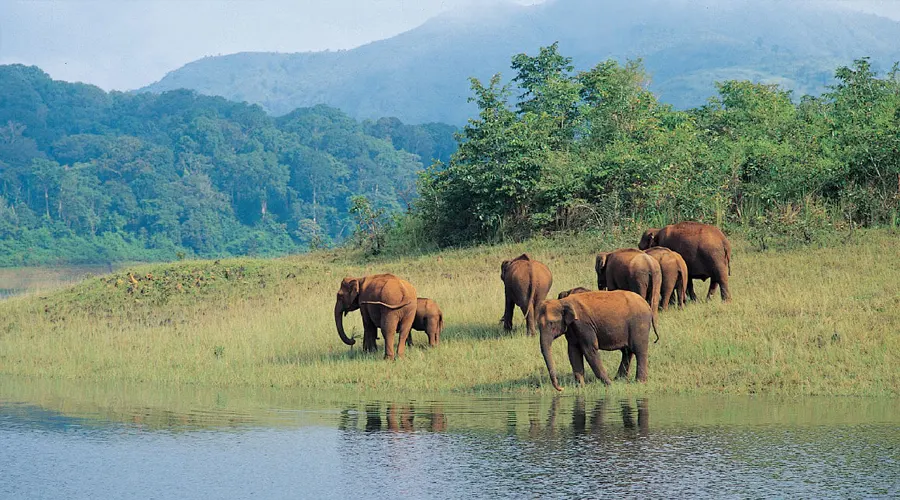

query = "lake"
[0, 378, 897, 499]
[0, 265, 116, 299]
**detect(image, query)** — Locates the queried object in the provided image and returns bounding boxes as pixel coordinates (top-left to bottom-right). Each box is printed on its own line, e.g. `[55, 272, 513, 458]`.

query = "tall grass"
[0, 229, 897, 396]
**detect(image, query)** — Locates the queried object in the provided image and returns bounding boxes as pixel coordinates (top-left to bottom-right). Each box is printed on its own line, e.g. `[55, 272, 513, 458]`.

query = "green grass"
[0, 229, 897, 396]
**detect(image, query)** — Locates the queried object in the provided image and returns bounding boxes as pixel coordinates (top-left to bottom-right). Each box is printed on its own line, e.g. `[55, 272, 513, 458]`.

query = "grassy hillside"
[1, 228, 897, 396]
[140, 0, 900, 123]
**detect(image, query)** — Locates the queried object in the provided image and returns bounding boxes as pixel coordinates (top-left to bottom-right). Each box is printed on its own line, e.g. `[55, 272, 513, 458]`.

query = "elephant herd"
[333, 221, 732, 390]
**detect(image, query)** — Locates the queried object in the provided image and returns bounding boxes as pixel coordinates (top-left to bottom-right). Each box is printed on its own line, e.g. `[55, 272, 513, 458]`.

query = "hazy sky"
[1, 0, 898, 91]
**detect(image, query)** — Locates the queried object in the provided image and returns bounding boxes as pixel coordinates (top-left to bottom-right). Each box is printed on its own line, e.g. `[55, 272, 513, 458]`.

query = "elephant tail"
[645, 255, 661, 330]
[725, 241, 732, 276]
[524, 268, 539, 319]
[359, 300, 414, 310]
[651, 312, 660, 344]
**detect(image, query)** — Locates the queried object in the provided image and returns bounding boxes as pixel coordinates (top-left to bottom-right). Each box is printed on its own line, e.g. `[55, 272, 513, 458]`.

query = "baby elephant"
[404, 297, 444, 347]
[538, 290, 659, 391]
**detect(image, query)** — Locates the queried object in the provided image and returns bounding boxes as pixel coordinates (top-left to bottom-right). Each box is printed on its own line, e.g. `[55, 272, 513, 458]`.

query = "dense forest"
[409, 45, 900, 249]
[0, 65, 456, 265]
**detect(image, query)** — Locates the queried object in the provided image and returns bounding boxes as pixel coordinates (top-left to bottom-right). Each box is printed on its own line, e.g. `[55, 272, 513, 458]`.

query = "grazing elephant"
[557, 287, 591, 300]
[407, 297, 444, 347]
[595, 248, 661, 325]
[538, 290, 658, 391]
[500, 254, 553, 337]
[639, 221, 732, 302]
[334, 273, 417, 360]
[643, 247, 688, 310]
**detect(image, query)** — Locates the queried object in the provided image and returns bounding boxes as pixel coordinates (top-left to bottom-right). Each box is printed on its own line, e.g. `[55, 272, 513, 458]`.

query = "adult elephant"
[501, 254, 553, 337]
[334, 274, 417, 360]
[538, 290, 658, 391]
[638, 222, 732, 302]
[643, 247, 688, 310]
[595, 248, 661, 325]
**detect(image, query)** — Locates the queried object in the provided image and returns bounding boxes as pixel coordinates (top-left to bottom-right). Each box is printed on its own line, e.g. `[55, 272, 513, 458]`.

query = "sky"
[1, 0, 898, 91]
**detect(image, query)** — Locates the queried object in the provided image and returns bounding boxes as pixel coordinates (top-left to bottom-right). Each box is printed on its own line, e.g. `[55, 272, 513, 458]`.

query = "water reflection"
[2, 379, 899, 499]
[338, 402, 448, 433]
[551, 396, 647, 435]
[332, 397, 654, 439]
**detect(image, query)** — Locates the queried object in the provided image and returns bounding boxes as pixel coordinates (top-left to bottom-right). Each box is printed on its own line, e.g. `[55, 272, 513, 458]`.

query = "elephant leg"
[718, 274, 731, 303]
[524, 304, 537, 337]
[502, 295, 515, 331]
[660, 280, 675, 311]
[381, 314, 400, 360]
[706, 281, 719, 301]
[396, 309, 416, 358]
[426, 318, 439, 347]
[582, 341, 612, 386]
[362, 311, 378, 353]
[616, 347, 633, 380]
[406, 332, 413, 347]
[566, 336, 586, 386]
[686, 279, 698, 301]
[634, 346, 648, 383]
[677, 278, 686, 309]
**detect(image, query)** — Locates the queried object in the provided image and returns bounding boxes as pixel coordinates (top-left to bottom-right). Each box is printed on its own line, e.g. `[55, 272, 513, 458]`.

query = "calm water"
[0, 265, 115, 298]
[0, 380, 897, 499]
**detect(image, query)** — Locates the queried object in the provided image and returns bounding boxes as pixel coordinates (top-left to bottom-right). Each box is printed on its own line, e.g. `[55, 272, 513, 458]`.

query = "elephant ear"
[500, 260, 511, 281]
[639, 229, 658, 250]
[341, 277, 361, 307]
[562, 302, 579, 326]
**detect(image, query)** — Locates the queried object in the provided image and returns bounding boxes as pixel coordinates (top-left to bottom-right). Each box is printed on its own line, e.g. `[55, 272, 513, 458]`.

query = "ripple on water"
[0, 394, 898, 499]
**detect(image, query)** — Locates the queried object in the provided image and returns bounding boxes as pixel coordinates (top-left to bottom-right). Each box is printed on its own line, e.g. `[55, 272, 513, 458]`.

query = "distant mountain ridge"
[140, 0, 900, 124]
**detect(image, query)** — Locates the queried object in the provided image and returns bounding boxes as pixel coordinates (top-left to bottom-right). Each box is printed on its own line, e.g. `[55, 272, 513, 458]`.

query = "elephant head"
[335, 277, 361, 346]
[638, 228, 660, 250]
[595, 253, 610, 290]
[538, 299, 577, 392]
[500, 253, 531, 282]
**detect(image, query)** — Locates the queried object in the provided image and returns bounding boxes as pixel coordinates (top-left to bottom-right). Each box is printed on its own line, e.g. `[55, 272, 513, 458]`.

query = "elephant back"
[658, 222, 729, 277]
[361, 273, 417, 309]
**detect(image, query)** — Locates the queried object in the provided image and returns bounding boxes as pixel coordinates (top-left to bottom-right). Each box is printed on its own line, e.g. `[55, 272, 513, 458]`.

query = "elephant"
[407, 297, 444, 347]
[501, 253, 553, 337]
[643, 246, 688, 310]
[382, 297, 445, 348]
[334, 273, 417, 360]
[557, 287, 591, 300]
[638, 221, 732, 302]
[538, 290, 658, 391]
[595, 248, 661, 325]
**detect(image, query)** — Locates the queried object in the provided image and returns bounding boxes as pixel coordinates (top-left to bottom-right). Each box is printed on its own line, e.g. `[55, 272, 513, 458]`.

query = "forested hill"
[140, 0, 900, 124]
[0, 64, 456, 265]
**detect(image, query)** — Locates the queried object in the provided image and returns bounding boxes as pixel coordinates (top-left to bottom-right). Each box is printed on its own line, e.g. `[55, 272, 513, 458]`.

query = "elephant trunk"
[541, 329, 563, 391]
[335, 300, 355, 346]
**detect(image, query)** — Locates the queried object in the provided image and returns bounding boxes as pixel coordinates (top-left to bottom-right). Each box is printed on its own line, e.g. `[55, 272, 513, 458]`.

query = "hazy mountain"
[140, 0, 900, 124]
